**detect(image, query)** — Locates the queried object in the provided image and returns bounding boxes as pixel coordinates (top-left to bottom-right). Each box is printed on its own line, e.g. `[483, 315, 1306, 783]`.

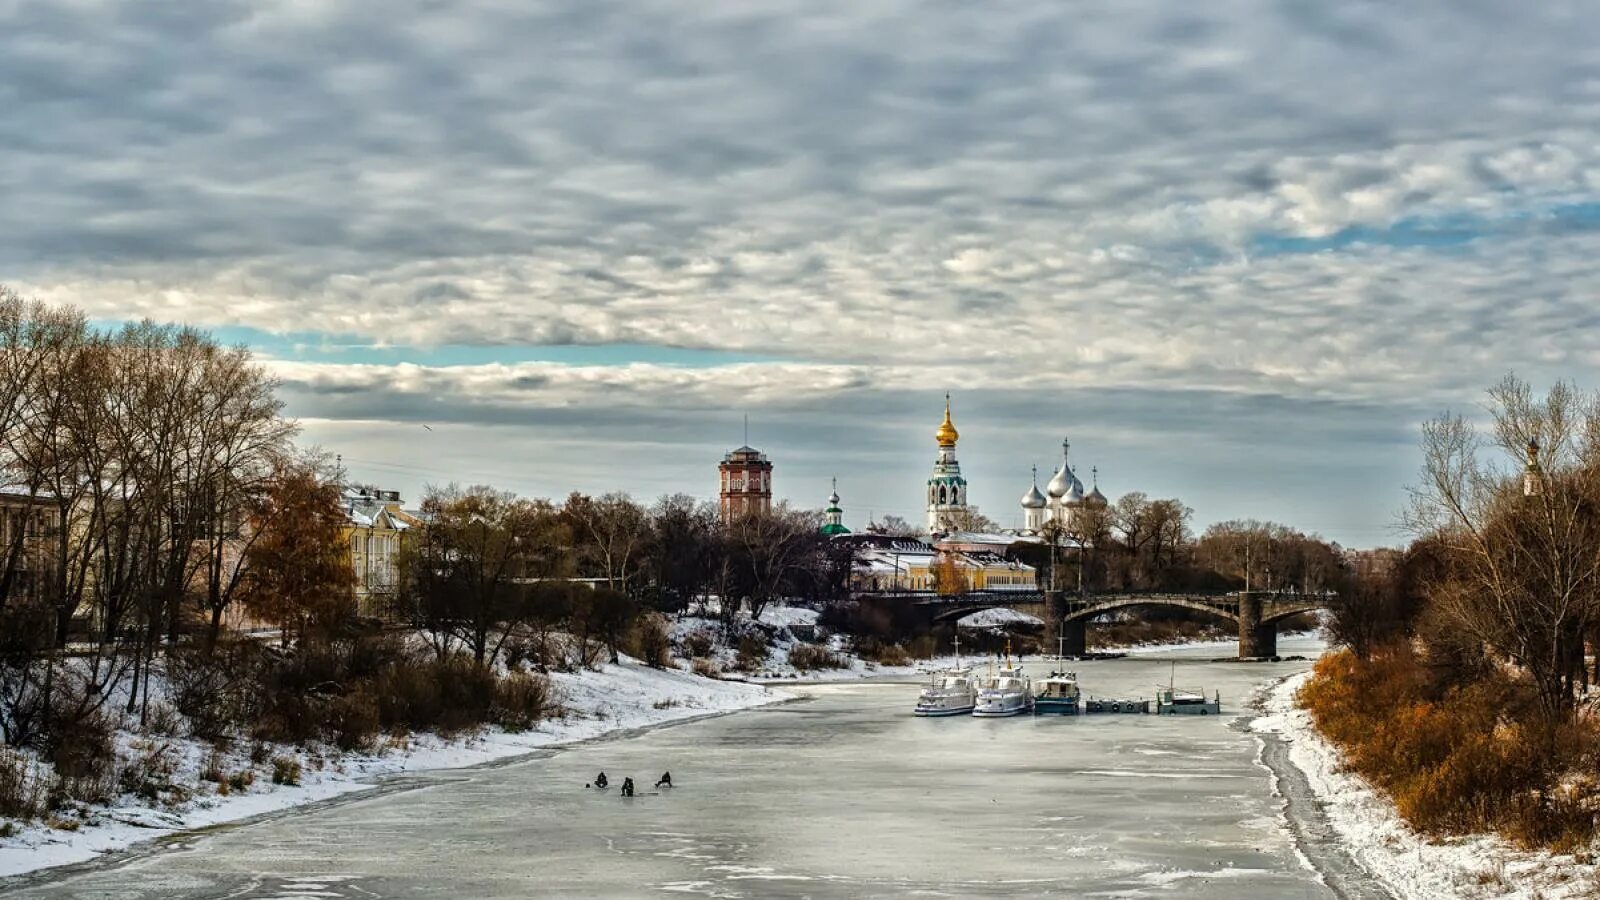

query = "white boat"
[914, 667, 978, 716]
[973, 644, 1032, 717]
[1155, 687, 1220, 715]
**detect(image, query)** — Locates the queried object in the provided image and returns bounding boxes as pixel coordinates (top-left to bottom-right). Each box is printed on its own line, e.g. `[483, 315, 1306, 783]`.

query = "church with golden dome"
[924, 396, 1109, 536]
[926, 394, 970, 532]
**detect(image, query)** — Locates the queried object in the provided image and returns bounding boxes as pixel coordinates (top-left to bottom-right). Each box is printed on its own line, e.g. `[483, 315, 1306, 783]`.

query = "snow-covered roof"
[938, 531, 1025, 545]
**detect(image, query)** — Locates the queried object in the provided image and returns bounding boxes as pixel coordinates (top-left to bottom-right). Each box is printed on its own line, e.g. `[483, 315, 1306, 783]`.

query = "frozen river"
[6, 637, 1372, 899]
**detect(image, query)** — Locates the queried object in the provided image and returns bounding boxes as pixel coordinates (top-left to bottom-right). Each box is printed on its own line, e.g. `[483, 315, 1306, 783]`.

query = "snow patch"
[1254, 672, 1600, 899]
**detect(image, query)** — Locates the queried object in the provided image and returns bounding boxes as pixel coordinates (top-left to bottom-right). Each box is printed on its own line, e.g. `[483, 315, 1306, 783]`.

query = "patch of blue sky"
[87, 322, 782, 368]
[1249, 200, 1600, 258]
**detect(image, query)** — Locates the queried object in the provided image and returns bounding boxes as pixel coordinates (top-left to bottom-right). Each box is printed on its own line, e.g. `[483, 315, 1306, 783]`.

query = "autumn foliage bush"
[1300, 647, 1599, 850]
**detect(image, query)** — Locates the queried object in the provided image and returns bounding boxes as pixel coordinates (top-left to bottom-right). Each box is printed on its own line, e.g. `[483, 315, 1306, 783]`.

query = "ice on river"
[4, 639, 1341, 899]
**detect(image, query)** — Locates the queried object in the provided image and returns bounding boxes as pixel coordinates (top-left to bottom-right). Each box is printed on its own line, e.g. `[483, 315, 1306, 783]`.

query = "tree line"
[1017, 493, 1349, 598]
[393, 488, 853, 668]
[0, 289, 859, 768]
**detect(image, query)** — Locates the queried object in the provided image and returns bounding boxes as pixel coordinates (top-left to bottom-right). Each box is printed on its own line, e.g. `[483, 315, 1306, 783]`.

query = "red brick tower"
[719, 444, 773, 522]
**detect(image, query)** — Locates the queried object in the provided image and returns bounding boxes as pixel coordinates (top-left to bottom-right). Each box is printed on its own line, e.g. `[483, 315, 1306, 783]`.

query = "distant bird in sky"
[421, 424, 433, 432]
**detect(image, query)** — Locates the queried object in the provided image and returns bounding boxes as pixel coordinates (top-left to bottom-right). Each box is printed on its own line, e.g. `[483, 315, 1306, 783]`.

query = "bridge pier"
[1237, 592, 1278, 658]
[1060, 617, 1086, 657]
[1046, 591, 1088, 656]
[1253, 623, 1278, 658]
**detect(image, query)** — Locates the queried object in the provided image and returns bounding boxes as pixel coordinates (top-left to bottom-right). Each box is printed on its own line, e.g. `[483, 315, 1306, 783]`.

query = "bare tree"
[942, 508, 1000, 534]
[873, 514, 921, 538]
[400, 485, 572, 666]
[725, 505, 823, 622]
[1405, 375, 1600, 723]
[563, 492, 649, 595]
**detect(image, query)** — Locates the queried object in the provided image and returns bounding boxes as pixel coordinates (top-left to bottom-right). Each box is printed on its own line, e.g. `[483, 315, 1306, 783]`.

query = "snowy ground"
[1253, 672, 1600, 899]
[0, 659, 784, 879]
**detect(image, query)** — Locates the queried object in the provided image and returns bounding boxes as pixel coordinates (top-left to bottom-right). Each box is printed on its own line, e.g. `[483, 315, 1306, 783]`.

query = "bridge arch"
[1260, 604, 1324, 626]
[1060, 596, 1239, 626]
[927, 600, 1048, 625]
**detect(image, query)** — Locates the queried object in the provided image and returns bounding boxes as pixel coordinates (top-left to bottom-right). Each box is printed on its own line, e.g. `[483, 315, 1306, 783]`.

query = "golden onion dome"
[936, 394, 959, 446]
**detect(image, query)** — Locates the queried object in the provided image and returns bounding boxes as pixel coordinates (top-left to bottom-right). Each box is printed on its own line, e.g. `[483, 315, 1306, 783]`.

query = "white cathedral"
[924, 397, 1108, 535]
[1019, 437, 1108, 533]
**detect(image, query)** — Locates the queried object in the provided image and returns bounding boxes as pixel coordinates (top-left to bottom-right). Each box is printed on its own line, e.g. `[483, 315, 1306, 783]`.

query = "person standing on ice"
[620, 777, 635, 797]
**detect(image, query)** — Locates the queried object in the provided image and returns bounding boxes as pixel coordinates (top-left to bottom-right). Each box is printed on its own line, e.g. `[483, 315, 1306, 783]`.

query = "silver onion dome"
[1046, 437, 1076, 498]
[1021, 482, 1047, 509]
[1063, 476, 1086, 506]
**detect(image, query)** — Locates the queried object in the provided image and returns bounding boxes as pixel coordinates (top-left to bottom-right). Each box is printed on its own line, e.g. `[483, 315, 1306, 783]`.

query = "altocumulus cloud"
[3, 0, 1599, 542]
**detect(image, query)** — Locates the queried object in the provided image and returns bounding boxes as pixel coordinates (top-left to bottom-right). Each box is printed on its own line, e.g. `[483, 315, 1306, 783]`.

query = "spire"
[935, 393, 960, 446]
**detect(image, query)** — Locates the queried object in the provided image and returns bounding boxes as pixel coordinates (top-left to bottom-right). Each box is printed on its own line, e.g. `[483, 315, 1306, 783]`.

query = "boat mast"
[952, 632, 963, 669]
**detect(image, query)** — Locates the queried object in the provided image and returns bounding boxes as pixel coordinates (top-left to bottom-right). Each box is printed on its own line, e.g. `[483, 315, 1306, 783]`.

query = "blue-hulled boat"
[1032, 670, 1080, 715]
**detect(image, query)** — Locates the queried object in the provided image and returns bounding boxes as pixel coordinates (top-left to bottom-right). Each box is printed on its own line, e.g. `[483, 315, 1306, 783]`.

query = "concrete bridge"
[914, 589, 1335, 659]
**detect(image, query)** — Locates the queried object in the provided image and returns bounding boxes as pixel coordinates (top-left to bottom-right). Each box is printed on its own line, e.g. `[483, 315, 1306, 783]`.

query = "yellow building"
[843, 534, 1035, 595]
[342, 486, 418, 617]
[0, 488, 62, 606]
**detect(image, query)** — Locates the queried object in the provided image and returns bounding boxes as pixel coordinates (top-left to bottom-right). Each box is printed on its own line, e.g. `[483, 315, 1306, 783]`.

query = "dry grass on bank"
[1300, 648, 1600, 852]
[787, 645, 847, 671]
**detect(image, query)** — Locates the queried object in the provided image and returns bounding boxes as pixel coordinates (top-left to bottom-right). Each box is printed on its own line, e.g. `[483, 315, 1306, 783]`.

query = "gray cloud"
[4, 0, 1599, 543]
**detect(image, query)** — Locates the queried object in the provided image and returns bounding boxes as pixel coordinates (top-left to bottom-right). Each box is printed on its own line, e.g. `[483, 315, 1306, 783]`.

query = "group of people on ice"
[589, 771, 671, 797]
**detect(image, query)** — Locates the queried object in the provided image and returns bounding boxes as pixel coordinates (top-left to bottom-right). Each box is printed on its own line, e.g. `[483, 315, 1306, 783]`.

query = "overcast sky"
[6, 0, 1600, 547]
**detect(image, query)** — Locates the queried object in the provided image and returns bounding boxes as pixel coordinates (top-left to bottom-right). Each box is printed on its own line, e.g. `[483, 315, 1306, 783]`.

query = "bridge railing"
[886, 589, 1339, 607]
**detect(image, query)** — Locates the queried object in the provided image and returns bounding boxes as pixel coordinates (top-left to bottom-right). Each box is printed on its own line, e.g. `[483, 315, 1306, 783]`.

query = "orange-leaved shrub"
[1300, 647, 1598, 850]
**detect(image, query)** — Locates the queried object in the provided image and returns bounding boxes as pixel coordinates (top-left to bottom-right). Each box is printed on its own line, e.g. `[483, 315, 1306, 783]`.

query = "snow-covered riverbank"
[1253, 672, 1600, 899]
[0, 660, 784, 880]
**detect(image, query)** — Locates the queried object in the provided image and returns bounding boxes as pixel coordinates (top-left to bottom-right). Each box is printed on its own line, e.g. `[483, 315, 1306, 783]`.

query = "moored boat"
[914, 667, 978, 716]
[973, 644, 1032, 717]
[1032, 670, 1080, 715]
[1155, 687, 1220, 715]
[1155, 661, 1220, 715]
